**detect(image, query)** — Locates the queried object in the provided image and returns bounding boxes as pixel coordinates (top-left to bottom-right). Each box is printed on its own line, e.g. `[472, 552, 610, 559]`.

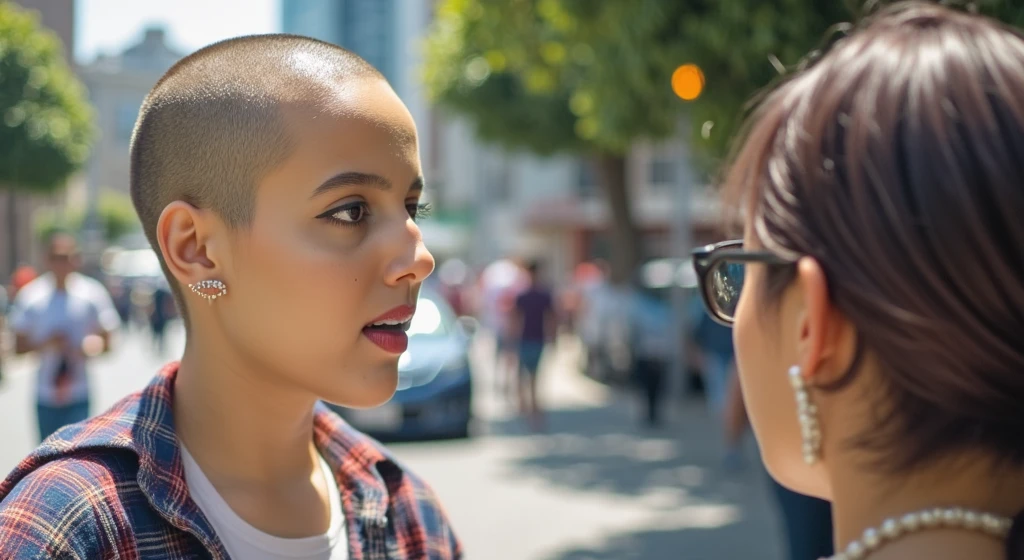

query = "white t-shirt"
[180, 445, 349, 560]
[9, 272, 121, 406]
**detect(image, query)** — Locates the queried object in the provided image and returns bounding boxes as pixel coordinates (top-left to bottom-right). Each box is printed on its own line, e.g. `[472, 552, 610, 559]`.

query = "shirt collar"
[1, 362, 403, 559]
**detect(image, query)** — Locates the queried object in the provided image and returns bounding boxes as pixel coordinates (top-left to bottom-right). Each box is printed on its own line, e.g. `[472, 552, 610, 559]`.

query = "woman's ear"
[793, 257, 857, 383]
[156, 201, 222, 289]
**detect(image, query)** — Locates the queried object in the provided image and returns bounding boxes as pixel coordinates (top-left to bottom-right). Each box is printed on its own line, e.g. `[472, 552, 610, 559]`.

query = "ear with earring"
[789, 365, 822, 464]
[188, 279, 227, 304]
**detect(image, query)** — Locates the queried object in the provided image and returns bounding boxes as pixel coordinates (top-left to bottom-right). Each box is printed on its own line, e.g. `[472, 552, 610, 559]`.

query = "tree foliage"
[34, 190, 140, 244]
[423, 0, 1024, 281]
[424, 0, 1024, 168]
[424, 0, 689, 157]
[0, 2, 93, 192]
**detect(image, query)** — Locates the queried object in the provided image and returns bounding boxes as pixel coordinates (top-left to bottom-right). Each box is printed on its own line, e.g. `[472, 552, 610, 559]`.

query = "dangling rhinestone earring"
[188, 279, 227, 304]
[789, 365, 821, 464]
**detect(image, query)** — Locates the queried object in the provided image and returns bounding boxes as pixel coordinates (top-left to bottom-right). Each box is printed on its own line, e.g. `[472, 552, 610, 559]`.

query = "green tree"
[423, 0, 846, 282]
[425, 0, 690, 282]
[0, 2, 94, 271]
[34, 190, 140, 245]
[424, 0, 1023, 282]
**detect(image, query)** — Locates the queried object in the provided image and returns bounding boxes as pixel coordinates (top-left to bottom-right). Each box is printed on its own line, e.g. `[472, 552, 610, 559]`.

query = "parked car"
[329, 287, 475, 440]
[101, 248, 164, 324]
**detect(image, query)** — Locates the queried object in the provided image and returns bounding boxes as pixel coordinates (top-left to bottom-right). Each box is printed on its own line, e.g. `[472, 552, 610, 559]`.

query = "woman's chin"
[322, 368, 399, 409]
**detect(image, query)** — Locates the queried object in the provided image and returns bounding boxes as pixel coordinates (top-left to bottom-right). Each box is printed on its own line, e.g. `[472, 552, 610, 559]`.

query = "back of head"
[526, 260, 543, 278]
[130, 34, 382, 316]
[728, 2, 1024, 473]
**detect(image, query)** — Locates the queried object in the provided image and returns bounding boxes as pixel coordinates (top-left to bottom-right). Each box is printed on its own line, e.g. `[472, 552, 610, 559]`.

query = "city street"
[0, 326, 784, 560]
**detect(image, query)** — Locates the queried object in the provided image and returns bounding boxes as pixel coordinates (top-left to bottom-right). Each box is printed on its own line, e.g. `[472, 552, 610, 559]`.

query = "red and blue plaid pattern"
[0, 363, 462, 559]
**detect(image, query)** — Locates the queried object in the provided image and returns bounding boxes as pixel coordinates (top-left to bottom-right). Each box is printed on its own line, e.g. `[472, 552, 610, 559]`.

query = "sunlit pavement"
[0, 326, 784, 560]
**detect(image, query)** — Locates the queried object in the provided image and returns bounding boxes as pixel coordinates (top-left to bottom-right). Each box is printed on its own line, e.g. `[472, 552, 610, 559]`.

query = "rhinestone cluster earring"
[188, 279, 227, 304]
[789, 365, 821, 464]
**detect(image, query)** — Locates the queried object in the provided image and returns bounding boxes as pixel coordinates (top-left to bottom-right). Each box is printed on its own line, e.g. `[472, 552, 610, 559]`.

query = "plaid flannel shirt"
[0, 363, 462, 559]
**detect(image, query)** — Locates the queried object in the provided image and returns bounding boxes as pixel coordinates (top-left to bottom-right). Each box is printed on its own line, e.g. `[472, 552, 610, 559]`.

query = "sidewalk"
[464, 336, 786, 559]
[0, 325, 178, 475]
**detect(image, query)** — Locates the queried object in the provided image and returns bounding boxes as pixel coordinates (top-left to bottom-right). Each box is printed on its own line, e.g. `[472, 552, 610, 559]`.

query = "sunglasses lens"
[708, 260, 745, 322]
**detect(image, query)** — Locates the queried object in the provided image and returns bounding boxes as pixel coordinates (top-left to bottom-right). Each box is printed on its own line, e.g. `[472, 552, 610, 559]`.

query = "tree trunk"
[6, 189, 17, 276]
[593, 153, 642, 285]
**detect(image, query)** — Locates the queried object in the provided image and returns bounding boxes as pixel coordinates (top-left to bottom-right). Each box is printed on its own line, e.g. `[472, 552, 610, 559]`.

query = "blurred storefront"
[521, 187, 724, 281]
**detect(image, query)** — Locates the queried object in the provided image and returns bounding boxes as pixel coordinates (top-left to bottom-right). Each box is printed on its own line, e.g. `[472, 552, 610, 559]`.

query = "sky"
[75, 0, 281, 64]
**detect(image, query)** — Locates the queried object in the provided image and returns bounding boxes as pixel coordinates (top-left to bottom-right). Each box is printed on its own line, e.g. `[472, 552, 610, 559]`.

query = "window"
[576, 159, 598, 198]
[490, 160, 511, 202]
[649, 157, 676, 187]
[116, 102, 141, 144]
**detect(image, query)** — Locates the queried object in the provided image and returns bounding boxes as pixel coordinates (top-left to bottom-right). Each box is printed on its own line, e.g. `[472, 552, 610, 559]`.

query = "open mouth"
[363, 319, 413, 333]
[362, 305, 416, 354]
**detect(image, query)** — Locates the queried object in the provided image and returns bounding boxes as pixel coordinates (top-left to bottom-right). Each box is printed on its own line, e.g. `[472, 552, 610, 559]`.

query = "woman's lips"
[363, 304, 415, 354]
[362, 327, 409, 354]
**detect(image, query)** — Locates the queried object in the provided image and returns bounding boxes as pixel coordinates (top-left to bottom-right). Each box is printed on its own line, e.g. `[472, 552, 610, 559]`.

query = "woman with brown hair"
[692, 3, 1024, 559]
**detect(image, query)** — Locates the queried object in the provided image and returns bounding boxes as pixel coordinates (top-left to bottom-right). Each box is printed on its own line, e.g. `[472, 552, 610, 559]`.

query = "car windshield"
[407, 291, 455, 337]
[105, 250, 162, 279]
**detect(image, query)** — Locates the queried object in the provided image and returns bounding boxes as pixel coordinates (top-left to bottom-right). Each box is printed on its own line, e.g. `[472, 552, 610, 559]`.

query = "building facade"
[78, 27, 182, 199]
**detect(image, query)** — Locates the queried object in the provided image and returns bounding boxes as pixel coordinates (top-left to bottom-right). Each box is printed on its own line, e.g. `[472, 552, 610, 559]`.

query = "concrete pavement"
[400, 337, 786, 559]
[0, 327, 787, 559]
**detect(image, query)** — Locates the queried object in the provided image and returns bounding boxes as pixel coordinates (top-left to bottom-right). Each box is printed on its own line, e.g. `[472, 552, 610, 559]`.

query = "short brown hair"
[129, 34, 383, 317]
[726, 2, 1024, 473]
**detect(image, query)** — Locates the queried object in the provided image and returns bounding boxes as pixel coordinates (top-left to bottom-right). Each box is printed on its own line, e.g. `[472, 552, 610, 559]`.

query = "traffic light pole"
[669, 122, 693, 406]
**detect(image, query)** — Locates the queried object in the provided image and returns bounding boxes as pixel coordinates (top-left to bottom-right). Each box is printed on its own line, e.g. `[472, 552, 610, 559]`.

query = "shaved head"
[129, 34, 384, 311]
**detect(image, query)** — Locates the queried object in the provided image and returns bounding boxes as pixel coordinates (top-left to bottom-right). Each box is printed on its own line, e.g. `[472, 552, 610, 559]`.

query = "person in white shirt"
[9, 232, 120, 441]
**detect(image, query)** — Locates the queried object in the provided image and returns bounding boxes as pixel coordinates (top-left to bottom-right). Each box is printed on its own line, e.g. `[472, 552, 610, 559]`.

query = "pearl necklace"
[827, 507, 1013, 560]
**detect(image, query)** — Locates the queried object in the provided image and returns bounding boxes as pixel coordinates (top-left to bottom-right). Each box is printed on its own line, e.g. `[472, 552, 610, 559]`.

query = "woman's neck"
[173, 333, 321, 487]
[828, 453, 1024, 559]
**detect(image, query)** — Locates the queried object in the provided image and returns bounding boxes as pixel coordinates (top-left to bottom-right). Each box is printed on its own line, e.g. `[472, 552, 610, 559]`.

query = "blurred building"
[282, 0, 432, 166]
[282, 0, 446, 241]
[283, 0, 397, 84]
[438, 124, 720, 280]
[16, 0, 74, 59]
[79, 27, 183, 199]
[0, 0, 77, 279]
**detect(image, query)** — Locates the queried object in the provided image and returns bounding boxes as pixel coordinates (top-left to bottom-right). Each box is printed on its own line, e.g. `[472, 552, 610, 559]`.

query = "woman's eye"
[327, 202, 368, 225]
[408, 202, 433, 221]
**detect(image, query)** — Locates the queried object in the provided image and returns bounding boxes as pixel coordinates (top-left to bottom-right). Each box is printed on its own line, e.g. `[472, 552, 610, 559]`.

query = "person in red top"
[0, 35, 460, 559]
[8, 263, 36, 301]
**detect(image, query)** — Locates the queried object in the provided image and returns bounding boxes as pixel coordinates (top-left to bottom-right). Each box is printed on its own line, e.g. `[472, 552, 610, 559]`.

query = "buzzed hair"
[130, 34, 383, 317]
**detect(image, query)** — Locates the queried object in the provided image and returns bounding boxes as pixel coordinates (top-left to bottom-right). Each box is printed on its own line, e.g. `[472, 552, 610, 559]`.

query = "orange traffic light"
[672, 64, 705, 101]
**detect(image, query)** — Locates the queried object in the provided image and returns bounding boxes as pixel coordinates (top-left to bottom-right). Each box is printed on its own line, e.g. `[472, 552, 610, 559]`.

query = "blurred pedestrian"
[690, 297, 745, 467]
[0, 284, 7, 383]
[7, 232, 120, 441]
[9, 263, 36, 301]
[628, 284, 673, 427]
[149, 279, 175, 355]
[562, 261, 601, 332]
[513, 259, 556, 431]
[575, 259, 612, 379]
[480, 257, 528, 398]
[437, 258, 473, 317]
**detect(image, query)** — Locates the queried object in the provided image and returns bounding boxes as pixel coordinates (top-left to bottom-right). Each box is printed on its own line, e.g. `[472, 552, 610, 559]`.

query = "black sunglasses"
[691, 240, 794, 326]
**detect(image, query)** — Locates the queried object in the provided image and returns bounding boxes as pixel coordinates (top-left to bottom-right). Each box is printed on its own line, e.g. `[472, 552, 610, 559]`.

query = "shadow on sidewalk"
[486, 393, 785, 560]
[548, 524, 765, 560]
